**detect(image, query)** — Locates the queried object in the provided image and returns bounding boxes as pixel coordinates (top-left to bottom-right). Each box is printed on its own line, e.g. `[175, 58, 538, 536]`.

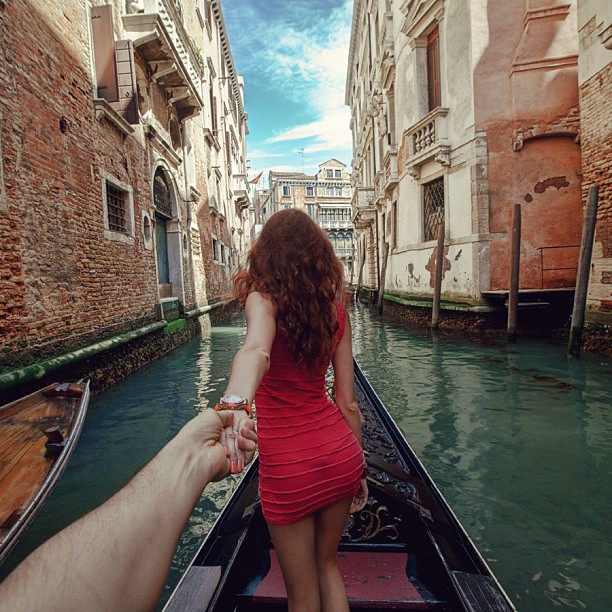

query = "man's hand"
[180, 409, 257, 480]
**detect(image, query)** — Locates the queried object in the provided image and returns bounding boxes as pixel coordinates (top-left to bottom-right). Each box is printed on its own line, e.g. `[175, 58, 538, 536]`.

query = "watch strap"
[214, 401, 253, 418]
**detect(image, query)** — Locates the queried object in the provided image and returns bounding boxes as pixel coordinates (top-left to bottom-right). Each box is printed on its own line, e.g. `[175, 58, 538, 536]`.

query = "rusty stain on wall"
[406, 263, 421, 289]
[425, 246, 451, 288]
[534, 176, 570, 194]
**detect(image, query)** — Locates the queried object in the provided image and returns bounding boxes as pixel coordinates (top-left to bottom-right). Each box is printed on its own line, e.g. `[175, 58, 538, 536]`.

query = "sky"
[221, 0, 354, 187]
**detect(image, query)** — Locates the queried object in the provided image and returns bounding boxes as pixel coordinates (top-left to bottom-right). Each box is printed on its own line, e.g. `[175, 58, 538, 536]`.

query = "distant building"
[264, 160, 355, 281]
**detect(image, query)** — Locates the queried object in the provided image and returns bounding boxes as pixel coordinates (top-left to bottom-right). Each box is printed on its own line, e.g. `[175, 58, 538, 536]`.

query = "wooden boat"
[165, 363, 515, 611]
[0, 381, 90, 564]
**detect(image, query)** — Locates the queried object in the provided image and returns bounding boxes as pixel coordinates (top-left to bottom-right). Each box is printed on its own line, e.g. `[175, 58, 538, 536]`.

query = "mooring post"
[568, 185, 599, 357]
[431, 222, 445, 332]
[377, 241, 390, 314]
[507, 204, 521, 343]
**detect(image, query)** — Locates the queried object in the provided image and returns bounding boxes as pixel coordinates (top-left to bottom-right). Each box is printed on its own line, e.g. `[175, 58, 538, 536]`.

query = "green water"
[1, 306, 610, 610]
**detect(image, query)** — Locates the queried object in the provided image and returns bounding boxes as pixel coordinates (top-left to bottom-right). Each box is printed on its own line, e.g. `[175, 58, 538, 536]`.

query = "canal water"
[1, 305, 610, 610]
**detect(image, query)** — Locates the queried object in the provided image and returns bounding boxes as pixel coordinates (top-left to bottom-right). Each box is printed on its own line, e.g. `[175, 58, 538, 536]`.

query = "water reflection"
[352, 304, 611, 610]
[1, 306, 610, 611]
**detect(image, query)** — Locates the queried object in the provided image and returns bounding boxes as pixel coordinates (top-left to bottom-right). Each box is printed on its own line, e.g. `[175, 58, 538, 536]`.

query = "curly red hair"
[232, 209, 348, 369]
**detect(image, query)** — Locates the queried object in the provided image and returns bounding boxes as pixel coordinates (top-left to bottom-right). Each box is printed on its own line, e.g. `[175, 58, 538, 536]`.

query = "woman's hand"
[180, 409, 257, 480]
[350, 478, 368, 514]
[218, 410, 257, 475]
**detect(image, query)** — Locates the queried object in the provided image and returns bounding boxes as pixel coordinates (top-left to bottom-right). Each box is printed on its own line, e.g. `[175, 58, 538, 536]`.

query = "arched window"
[153, 169, 173, 218]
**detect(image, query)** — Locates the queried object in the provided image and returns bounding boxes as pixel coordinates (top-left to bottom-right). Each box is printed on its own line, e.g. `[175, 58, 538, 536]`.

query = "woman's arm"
[332, 310, 368, 513]
[223, 291, 277, 402]
[331, 310, 362, 446]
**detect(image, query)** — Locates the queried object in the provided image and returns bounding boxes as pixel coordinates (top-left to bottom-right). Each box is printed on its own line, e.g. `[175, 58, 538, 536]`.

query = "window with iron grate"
[106, 182, 128, 234]
[154, 170, 173, 218]
[423, 177, 444, 242]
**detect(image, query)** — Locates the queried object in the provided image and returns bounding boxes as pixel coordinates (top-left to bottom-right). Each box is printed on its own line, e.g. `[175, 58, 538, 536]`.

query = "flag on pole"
[248, 170, 264, 185]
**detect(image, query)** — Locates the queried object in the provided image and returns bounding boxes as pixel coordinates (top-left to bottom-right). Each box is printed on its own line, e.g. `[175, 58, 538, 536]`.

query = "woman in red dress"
[217, 208, 368, 611]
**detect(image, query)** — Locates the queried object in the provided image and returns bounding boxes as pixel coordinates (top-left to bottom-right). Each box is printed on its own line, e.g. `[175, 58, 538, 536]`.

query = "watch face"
[221, 394, 248, 404]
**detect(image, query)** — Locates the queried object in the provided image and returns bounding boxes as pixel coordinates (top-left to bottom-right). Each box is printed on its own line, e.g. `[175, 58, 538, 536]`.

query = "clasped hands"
[180, 408, 257, 481]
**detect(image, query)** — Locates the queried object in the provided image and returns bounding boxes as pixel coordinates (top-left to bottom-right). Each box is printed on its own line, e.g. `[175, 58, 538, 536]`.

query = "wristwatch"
[214, 394, 253, 418]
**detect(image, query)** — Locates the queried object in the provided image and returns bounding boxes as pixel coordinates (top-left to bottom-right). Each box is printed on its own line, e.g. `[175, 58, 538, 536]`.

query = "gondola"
[0, 380, 90, 564]
[165, 363, 515, 611]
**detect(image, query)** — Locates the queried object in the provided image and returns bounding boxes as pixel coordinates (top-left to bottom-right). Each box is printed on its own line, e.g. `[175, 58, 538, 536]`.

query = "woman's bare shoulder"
[246, 291, 276, 311]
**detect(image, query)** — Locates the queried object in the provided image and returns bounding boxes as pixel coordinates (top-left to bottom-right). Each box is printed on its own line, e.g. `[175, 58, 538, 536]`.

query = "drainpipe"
[182, 126, 192, 225]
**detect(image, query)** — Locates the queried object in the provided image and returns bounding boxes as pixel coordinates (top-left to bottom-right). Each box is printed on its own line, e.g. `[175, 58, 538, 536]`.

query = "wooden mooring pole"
[431, 222, 445, 332]
[377, 241, 390, 314]
[507, 204, 521, 343]
[568, 185, 599, 357]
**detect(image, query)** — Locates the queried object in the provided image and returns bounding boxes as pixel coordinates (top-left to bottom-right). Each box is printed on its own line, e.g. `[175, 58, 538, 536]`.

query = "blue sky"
[221, 0, 354, 186]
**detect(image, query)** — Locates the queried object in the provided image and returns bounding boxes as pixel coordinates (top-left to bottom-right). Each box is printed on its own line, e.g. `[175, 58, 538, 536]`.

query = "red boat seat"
[251, 549, 430, 609]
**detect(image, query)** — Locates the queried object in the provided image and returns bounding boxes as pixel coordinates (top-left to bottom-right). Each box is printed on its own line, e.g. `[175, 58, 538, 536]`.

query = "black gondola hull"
[165, 362, 515, 611]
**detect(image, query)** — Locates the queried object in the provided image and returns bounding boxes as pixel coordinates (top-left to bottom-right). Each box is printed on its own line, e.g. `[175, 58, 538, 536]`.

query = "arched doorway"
[152, 166, 184, 306]
[154, 169, 172, 293]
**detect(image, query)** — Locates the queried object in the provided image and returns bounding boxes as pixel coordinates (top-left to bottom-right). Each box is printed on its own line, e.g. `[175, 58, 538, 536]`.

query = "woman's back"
[254, 306, 363, 526]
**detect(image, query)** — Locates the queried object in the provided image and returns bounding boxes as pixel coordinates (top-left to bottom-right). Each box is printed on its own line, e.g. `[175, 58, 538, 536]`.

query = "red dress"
[254, 304, 364, 526]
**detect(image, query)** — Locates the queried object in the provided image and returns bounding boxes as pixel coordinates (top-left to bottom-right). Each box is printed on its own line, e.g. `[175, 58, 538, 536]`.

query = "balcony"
[383, 146, 399, 196]
[123, 0, 204, 122]
[232, 174, 249, 209]
[405, 107, 451, 179]
[351, 187, 376, 229]
[320, 220, 353, 230]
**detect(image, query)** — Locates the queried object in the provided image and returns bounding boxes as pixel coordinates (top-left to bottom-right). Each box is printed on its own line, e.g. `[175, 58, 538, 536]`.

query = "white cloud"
[245, 149, 286, 159]
[226, 0, 354, 156]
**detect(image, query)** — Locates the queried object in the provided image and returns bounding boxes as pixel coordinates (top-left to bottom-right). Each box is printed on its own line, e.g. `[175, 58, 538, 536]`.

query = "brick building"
[577, 0, 611, 351]
[263, 160, 355, 280]
[0, 0, 250, 393]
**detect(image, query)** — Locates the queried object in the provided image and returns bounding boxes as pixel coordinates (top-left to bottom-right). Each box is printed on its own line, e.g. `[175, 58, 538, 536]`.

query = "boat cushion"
[252, 549, 429, 608]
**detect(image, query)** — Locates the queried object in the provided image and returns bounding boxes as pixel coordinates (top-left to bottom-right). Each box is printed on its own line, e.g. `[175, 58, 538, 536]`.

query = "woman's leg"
[314, 497, 353, 612]
[268, 515, 320, 612]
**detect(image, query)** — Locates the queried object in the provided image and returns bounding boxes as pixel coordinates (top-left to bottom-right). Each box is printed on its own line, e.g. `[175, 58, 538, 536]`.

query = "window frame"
[101, 171, 135, 245]
[427, 27, 441, 111]
[422, 176, 445, 242]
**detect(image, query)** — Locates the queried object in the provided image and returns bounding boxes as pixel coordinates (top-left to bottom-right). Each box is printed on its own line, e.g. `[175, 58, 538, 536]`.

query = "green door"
[155, 214, 170, 284]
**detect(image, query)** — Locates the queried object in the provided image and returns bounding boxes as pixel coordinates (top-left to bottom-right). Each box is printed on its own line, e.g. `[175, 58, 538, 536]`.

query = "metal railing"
[320, 220, 353, 229]
[536, 245, 580, 289]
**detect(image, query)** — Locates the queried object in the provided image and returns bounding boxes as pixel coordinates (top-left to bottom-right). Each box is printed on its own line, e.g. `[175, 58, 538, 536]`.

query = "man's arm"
[0, 410, 257, 612]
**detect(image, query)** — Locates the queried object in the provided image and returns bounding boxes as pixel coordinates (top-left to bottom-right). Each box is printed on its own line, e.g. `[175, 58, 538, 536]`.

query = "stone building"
[264, 160, 355, 280]
[346, 0, 584, 327]
[0, 0, 249, 397]
[577, 0, 611, 351]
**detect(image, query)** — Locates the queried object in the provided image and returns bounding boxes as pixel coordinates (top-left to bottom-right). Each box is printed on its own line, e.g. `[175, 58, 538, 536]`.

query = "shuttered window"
[91, 5, 118, 102]
[113, 40, 138, 125]
[427, 27, 441, 111]
[91, 5, 138, 124]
